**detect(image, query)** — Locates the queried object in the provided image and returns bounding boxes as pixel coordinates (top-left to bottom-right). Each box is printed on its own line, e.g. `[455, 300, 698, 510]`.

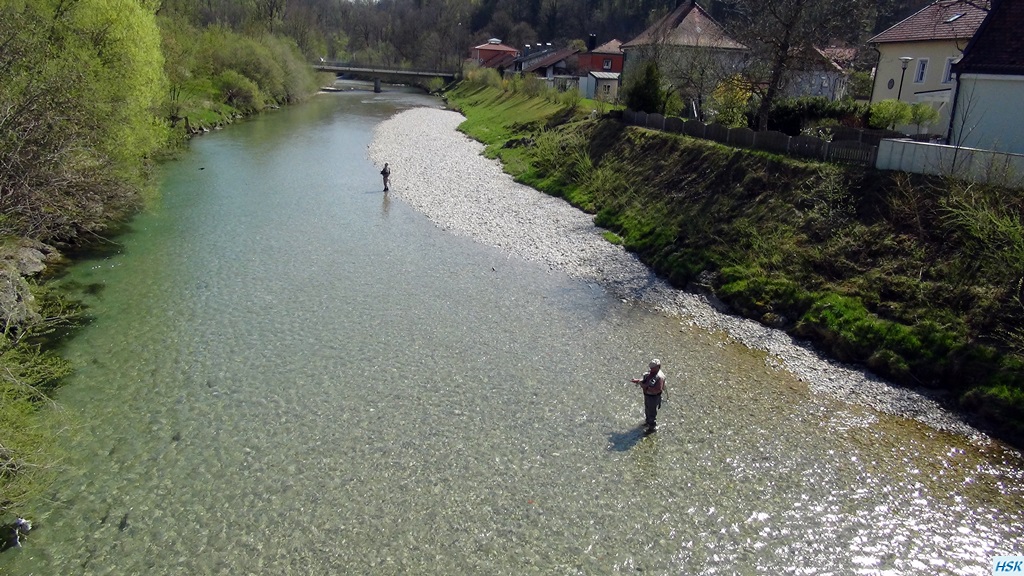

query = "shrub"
[909, 102, 941, 134]
[869, 99, 911, 130]
[623, 60, 665, 113]
[768, 96, 868, 135]
[521, 74, 546, 98]
[561, 88, 583, 111]
[425, 77, 445, 93]
[463, 63, 502, 89]
[216, 70, 264, 111]
[709, 76, 751, 128]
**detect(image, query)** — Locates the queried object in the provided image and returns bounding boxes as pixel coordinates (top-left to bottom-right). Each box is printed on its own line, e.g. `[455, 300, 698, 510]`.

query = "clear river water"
[3, 86, 1023, 575]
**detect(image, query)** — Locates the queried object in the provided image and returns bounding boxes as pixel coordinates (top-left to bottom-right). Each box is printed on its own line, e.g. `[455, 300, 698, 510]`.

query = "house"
[620, 0, 746, 117]
[868, 0, 989, 134]
[579, 37, 624, 74]
[783, 46, 854, 101]
[471, 39, 520, 69]
[578, 37, 624, 100]
[518, 46, 581, 91]
[948, 0, 1024, 154]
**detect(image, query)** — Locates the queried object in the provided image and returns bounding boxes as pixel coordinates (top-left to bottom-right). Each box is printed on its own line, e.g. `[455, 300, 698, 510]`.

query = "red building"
[578, 38, 624, 74]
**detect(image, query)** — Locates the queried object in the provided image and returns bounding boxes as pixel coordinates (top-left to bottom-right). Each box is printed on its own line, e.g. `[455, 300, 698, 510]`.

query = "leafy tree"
[869, 99, 911, 130]
[623, 60, 666, 114]
[0, 0, 166, 518]
[909, 102, 941, 134]
[0, 0, 167, 240]
[709, 76, 751, 127]
[847, 70, 873, 101]
[726, 0, 874, 131]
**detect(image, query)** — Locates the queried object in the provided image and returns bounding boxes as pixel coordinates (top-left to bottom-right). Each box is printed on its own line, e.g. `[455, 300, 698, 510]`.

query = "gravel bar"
[368, 106, 984, 442]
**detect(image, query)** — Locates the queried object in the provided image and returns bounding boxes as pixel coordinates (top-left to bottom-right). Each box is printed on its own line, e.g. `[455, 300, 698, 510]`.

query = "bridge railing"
[314, 60, 458, 77]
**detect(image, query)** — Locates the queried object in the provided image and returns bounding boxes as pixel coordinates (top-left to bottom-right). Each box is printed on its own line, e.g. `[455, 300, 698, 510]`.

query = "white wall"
[876, 138, 1024, 189]
[950, 74, 1024, 155]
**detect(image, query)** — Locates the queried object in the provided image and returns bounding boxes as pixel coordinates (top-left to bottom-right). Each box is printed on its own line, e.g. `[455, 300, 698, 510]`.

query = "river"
[3, 85, 1023, 575]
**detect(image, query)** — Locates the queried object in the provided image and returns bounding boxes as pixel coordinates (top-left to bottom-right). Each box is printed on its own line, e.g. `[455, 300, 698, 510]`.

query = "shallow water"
[3, 87, 1023, 575]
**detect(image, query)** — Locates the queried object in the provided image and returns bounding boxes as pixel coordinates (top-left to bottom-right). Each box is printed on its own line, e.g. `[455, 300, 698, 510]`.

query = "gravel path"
[368, 106, 984, 442]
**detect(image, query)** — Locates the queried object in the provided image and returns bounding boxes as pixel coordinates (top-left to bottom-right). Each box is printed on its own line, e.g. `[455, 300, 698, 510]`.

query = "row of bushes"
[161, 17, 326, 133]
[618, 61, 942, 136]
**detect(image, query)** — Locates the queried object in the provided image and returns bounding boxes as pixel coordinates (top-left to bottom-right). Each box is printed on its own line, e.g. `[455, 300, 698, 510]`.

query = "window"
[602, 84, 611, 95]
[942, 57, 955, 83]
[914, 59, 928, 83]
[603, 58, 612, 70]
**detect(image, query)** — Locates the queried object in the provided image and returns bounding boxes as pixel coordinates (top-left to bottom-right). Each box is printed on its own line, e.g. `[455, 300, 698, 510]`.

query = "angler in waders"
[631, 359, 665, 433]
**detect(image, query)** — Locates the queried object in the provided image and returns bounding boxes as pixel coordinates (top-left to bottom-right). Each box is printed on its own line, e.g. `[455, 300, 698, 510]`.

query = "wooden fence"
[622, 109, 883, 166]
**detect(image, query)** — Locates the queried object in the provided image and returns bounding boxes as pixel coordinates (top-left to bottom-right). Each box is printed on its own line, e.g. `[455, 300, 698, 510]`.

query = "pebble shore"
[368, 106, 983, 441]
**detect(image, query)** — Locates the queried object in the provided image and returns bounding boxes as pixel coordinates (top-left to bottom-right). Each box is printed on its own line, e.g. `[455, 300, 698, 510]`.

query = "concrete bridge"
[314, 61, 458, 92]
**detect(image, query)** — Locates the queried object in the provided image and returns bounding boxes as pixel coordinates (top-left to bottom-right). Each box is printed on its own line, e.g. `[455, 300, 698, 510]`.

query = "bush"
[623, 60, 665, 114]
[869, 99, 911, 130]
[462, 64, 503, 89]
[709, 76, 751, 128]
[521, 74, 546, 98]
[909, 102, 941, 134]
[768, 96, 868, 135]
[560, 88, 583, 111]
[216, 70, 264, 111]
[425, 77, 445, 93]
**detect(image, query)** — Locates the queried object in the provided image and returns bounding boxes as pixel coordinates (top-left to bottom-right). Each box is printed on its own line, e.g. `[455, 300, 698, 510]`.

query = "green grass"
[0, 279, 78, 517]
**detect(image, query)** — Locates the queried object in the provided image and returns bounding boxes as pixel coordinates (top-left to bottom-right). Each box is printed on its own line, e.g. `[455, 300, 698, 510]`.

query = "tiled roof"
[621, 0, 746, 50]
[869, 0, 990, 43]
[473, 42, 519, 53]
[481, 52, 518, 69]
[591, 39, 623, 54]
[956, 0, 1024, 75]
[818, 46, 859, 67]
[521, 47, 579, 73]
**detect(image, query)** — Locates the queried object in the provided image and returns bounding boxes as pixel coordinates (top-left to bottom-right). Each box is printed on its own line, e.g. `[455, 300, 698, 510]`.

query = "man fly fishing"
[631, 358, 665, 433]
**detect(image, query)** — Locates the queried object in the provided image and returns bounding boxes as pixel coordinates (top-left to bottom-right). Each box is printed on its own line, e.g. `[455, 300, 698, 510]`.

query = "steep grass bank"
[446, 83, 1024, 446]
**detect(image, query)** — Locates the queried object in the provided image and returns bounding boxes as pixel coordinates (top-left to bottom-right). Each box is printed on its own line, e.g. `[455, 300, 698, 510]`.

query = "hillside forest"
[156, 0, 936, 71]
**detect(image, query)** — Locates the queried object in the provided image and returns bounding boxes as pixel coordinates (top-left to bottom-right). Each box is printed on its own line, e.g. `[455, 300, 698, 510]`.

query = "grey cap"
[650, 359, 661, 368]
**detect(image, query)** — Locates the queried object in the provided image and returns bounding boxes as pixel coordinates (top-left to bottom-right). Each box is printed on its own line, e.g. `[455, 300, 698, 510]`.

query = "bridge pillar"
[374, 78, 382, 93]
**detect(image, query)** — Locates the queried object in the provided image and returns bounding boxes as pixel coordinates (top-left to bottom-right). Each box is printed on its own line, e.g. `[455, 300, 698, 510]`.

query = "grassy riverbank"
[445, 82, 1024, 447]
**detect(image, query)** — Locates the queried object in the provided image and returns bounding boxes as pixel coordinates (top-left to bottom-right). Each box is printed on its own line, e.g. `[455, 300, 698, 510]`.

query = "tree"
[726, 0, 874, 131]
[0, 0, 168, 240]
[869, 99, 911, 130]
[709, 75, 751, 127]
[623, 60, 666, 114]
[909, 102, 940, 135]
